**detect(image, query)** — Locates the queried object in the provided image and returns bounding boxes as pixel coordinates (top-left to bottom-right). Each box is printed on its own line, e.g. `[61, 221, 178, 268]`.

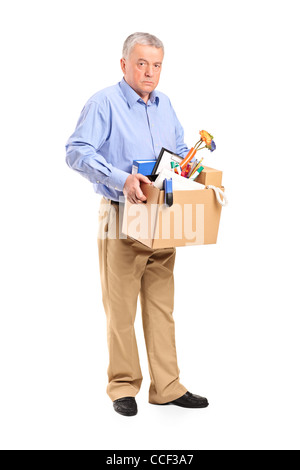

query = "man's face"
[120, 44, 164, 101]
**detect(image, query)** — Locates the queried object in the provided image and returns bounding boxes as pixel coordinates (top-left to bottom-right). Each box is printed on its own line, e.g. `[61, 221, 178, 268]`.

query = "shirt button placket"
[148, 107, 160, 157]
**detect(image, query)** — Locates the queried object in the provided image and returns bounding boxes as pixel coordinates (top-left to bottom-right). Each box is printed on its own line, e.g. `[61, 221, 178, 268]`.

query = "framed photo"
[151, 148, 183, 175]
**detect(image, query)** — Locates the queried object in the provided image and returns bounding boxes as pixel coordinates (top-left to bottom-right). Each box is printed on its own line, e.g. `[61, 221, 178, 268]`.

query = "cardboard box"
[195, 166, 222, 187]
[121, 173, 224, 248]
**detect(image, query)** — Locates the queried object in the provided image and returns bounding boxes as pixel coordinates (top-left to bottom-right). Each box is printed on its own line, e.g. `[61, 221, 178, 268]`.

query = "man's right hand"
[123, 173, 152, 204]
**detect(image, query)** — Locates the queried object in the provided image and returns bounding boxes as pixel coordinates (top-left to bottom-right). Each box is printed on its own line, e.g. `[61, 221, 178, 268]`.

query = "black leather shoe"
[113, 397, 137, 416]
[168, 391, 209, 408]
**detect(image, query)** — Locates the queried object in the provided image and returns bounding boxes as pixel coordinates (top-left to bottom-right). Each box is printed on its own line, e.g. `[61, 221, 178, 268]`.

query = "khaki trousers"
[97, 197, 187, 404]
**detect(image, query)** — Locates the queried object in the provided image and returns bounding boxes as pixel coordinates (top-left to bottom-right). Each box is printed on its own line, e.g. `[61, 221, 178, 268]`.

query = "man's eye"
[139, 62, 145, 66]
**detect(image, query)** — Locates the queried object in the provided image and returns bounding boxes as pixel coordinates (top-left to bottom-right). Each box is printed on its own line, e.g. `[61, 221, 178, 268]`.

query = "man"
[66, 32, 209, 416]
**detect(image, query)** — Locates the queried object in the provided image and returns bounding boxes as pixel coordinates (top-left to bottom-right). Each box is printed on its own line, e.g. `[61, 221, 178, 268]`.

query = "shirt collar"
[119, 77, 159, 108]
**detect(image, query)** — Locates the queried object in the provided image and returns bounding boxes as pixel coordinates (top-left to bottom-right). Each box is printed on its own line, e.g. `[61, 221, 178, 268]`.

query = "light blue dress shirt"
[65, 78, 189, 201]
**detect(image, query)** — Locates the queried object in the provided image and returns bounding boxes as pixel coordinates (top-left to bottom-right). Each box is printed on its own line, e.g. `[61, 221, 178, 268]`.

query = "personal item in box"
[132, 159, 156, 175]
[190, 165, 204, 180]
[187, 160, 200, 177]
[151, 148, 183, 175]
[154, 168, 205, 191]
[163, 178, 173, 207]
[154, 168, 227, 206]
[170, 161, 181, 175]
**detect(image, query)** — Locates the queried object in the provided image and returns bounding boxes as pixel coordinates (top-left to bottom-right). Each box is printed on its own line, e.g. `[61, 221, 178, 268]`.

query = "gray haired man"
[66, 32, 209, 416]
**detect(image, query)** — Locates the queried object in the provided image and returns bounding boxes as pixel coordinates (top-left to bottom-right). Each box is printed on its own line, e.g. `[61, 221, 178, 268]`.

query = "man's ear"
[120, 58, 126, 74]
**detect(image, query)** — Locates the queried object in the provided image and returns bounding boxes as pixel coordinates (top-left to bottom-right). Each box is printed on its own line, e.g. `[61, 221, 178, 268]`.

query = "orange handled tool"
[180, 147, 197, 170]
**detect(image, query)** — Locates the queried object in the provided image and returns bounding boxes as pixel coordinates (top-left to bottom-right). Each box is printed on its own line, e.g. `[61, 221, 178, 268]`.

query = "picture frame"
[151, 147, 183, 175]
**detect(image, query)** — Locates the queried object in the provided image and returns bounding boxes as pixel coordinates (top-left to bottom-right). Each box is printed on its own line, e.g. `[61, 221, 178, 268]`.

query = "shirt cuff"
[108, 167, 130, 191]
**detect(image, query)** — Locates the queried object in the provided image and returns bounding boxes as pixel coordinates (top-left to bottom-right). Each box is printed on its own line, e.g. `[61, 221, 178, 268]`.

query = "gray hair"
[122, 32, 164, 59]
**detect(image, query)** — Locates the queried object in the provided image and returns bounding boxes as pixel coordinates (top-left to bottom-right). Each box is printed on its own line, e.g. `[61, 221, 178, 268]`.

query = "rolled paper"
[180, 147, 197, 170]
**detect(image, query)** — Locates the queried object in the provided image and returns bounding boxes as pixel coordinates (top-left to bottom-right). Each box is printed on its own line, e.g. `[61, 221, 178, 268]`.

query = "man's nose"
[145, 65, 154, 77]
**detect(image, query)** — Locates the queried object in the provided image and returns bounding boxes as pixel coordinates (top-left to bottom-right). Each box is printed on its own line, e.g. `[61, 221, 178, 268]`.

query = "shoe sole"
[113, 408, 138, 417]
[171, 401, 209, 409]
[151, 402, 209, 408]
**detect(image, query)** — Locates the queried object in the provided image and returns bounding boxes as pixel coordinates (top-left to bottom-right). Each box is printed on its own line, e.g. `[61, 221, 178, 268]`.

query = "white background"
[1, 0, 299, 450]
